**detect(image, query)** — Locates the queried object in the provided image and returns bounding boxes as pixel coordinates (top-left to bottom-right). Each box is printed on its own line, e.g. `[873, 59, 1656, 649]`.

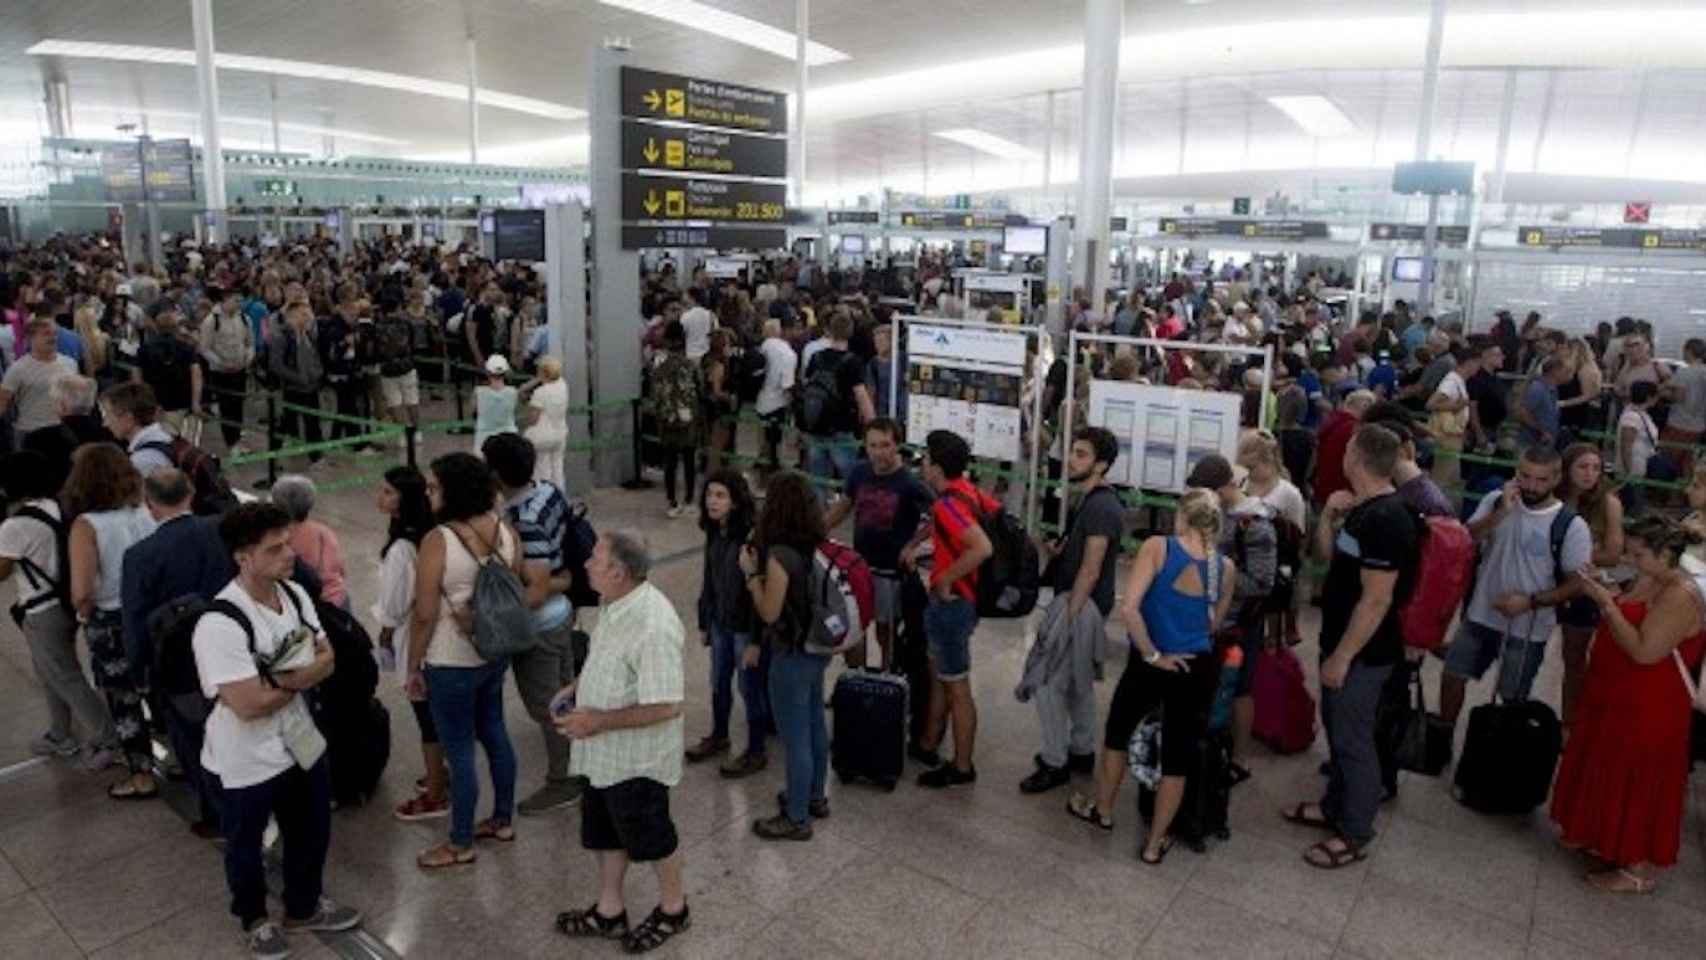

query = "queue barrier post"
[405, 425, 418, 470]
[253, 392, 278, 492]
[620, 396, 655, 490]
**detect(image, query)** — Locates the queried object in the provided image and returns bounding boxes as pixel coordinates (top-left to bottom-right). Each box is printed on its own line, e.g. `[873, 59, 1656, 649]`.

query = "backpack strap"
[10, 506, 65, 613]
[1549, 506, 1578, 585]
[137, 438, 178, 463]
[202, 598, 259, 663]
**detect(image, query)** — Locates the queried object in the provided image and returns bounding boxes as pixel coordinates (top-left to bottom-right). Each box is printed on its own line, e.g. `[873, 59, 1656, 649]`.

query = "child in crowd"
[473, 353, 518, 453]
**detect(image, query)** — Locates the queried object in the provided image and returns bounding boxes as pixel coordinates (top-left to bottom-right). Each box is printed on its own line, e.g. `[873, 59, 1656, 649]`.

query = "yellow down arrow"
[642, 139, 660, 164]
[643, 90, 661, 111]
[643, 190, 661, 216]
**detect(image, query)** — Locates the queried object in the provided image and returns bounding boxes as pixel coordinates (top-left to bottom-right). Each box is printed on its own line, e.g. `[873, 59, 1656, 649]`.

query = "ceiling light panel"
[27, 40, 582, 120]
[933, 128, 1039, 162]
[1266, 95, 1354, 137]
[597, 0, 849, 65]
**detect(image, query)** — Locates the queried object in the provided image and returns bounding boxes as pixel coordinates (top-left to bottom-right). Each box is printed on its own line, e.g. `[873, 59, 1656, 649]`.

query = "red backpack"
[1397, 515, 1473, 652]
[803, 539, 876, 656]
[1251, 645, 1316, 754]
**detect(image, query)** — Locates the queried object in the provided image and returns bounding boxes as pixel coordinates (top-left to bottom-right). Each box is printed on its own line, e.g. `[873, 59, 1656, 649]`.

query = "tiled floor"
[3, 409, 1705, 959]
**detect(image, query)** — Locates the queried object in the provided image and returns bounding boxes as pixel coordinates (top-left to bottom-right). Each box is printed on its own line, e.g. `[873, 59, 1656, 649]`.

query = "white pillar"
[52, 80, 73, 138]
[269, 77, 281, 154]
[466, 34, 479, 165]
[1488, 68, 1517, 205]
[190, 0, 228, 243]
[1414, 0, 1446, 316]
[1623, 70, 1650, 177]
[1072, 0, 1122, 313]
[792, 0, 808, 205]
[1042, 90, 1055, 190]
[42, 81, 67, 139]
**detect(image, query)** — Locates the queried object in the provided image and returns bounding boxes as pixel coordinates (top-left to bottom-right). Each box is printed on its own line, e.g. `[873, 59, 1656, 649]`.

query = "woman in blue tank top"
[1067, 488, 1236, 863]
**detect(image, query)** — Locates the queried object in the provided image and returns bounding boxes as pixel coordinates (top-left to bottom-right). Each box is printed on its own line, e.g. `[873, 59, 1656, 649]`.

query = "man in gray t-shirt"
[0, 321, 75, 438]
[1439, 445, 1591, 731]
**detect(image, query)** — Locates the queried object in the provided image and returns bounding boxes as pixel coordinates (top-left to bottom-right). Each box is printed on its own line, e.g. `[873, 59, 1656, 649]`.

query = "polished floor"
[2, 410, 1705, 959]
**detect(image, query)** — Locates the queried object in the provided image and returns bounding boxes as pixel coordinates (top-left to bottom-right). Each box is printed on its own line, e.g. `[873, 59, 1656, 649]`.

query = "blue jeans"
[427, 660, 518, 848]
[768, 650, 830, 825]
[925, 596, 978, 682]
[806, 434, 857, 502]
[222, 758, 330, 928]
[709, 626, 770, 756]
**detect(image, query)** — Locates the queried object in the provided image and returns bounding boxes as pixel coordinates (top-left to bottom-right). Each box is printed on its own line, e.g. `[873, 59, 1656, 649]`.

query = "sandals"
[555, 904, 629, 939]
[622, 905, 692, 954]
[1139, 836, 1174, 866]
[1282, 802, 1335, 831]
[417, 844, 477, 870]
[1586, 868, 1655, 895]
[1303, 836, 1368, 870]
[107, 778, 159, 801]
[474, 819, 516, 842]
[1065, 792, 1114, 831]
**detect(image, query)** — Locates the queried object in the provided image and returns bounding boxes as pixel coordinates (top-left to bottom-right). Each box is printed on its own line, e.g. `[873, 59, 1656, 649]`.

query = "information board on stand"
[904, 322, 1027, 461]
[1087, 381, 1243, 493]
[618, 66, 788, 251]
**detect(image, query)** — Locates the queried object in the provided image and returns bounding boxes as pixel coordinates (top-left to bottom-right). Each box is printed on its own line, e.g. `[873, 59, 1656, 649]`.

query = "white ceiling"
[2, 0, 1705, 194]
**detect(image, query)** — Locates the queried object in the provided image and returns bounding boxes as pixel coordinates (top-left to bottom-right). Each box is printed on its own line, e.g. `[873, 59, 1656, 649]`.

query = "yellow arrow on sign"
[643, 90, 661, 111]
[642, 140, 660, 164]
[643, 190, 661, 216]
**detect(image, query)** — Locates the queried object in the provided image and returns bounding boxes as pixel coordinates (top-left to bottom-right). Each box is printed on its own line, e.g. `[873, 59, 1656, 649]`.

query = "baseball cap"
[485, 354, 512, 376]
[1186, 454, 1235, 490]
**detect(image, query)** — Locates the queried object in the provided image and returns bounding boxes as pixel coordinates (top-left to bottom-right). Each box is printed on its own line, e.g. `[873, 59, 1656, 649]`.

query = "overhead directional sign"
[897, 211, 1025, 230]
[620, 119, 785, 178]
[621, 174, 786, 223]
[620, 67, 788, 135]
[828, 210, 881, 225]
[1157, 217, 1329, 240]
[1369, 223, 1471, 244]
[1520, 226, 1706, 250]
[622, 225, 787, 250]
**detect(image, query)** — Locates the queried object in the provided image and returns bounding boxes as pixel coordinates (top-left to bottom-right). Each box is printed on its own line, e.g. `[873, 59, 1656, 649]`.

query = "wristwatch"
[1145, 650, 1162, 665]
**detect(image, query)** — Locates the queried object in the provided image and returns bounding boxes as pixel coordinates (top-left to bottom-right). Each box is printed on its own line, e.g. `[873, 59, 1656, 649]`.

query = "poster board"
[1087, 380, 1243, 492]
[905, 322, 1027, 461]
[962, 272, 1027, 324]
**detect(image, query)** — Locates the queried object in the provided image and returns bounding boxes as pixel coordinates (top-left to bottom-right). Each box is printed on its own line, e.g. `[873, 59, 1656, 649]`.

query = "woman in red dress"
[1551, 516, 1706, 894]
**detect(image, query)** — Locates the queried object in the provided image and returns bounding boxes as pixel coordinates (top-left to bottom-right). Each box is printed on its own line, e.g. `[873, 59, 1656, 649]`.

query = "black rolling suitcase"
[830, 666, 908, 791]
[894, 570, 932, 746]
[1452, 697, 1561, 814]
[1137, 729, 1232, 853]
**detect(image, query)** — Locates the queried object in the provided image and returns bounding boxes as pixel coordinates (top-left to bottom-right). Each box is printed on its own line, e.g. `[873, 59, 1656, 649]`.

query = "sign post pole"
[593, 43, 643, 485]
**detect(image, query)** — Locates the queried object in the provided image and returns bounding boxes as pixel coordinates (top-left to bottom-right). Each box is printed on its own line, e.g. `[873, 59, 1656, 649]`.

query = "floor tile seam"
[1126, 864, 1195, 960]
[1186, 887, 1344, 956]
[4, 821, 202, 893]
[36, 876, 218, 955]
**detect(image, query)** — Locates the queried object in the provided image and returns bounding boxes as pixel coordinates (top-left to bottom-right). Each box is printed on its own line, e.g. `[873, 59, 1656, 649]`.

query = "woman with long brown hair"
[1555, 443, 1624, 724]
[64, 442, 158, 800]
[740, 471, 830, 841]
[701, 329, 737, 476]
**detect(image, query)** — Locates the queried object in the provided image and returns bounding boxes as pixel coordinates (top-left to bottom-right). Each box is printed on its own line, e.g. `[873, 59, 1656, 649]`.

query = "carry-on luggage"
[1452, 696, 1561, 814]
[1250, 644, 1316, 754]
[1137, 729, 1232, 853]
[324, 697, 392, 808]
[830, 667, 908, 791]
[895, 570, 932, 745]
[1376, 659, 1453, 782]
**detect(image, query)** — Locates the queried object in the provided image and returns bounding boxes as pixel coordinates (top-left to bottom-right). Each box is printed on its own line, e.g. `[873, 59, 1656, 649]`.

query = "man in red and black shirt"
[900, 430, 992, 789]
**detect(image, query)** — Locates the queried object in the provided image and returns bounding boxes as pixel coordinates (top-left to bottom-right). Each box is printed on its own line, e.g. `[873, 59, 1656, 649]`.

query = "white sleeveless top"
[424, 517, 517, 667]
[83, 505, 157, 612]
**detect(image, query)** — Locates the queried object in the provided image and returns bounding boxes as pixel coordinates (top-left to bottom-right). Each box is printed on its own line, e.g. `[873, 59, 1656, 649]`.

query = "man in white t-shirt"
[754, 318, 797, 470]
[0, 319, 76, 438]
[191, 502, 361, 959]
[679, 289, 715, 362]
[1660, 338, 1706, 480]
[1425, 345, 1478, 491]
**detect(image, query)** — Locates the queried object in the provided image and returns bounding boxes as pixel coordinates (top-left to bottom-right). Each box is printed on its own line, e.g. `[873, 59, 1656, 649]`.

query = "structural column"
[589, 42, 642, 486]
[1071, 0, 1122, 313]
[269, 77, 281, 154]
[792, 0, 808, 204]
[1488, 68, 1517, 206]
[190, 0, 228, 243]
[1413, 0, 1446, 315]
[466, 34, 479, 164]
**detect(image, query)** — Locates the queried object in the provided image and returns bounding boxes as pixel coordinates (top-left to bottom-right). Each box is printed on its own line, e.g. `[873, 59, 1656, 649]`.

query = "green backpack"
[651, 355, 702, 429]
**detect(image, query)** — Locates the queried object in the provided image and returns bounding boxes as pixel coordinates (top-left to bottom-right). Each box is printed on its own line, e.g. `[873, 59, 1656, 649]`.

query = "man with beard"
[1438, 444, 1592, 736]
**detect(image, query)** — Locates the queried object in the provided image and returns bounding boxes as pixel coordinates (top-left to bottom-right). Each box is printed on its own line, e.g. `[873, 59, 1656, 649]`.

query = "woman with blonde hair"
[1067, 487, 1236, 864]
[521, 356, 569, 491]
[73, 300, 112, 387]
[1558, 338, 1603, 446]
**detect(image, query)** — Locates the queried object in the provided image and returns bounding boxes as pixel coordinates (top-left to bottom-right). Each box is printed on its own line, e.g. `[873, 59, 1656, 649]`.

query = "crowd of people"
[3, 230, 1706, 960]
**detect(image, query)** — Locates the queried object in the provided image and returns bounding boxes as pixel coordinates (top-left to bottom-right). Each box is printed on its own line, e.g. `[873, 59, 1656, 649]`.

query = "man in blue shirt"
[1516, 357, 1570, 448]
[1366, 351, 1399, 399]
[120, 468, 236, 838]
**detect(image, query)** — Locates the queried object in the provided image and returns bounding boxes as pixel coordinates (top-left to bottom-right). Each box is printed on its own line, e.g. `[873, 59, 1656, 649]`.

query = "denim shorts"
[870, 571, 902, 625]
[1443, 620, 1546, 701]
[925, 596, 978, 681]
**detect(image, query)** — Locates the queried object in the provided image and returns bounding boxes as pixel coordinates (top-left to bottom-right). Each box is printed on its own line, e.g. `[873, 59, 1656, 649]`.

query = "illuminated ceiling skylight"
[933, 128, 1038, 162]
[1266, 95, 1355, 137]
[597, 0, 849, 65]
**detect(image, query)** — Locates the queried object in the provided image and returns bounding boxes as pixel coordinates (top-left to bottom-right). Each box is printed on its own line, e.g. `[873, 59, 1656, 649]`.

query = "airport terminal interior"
[3, 1, 1706, 958]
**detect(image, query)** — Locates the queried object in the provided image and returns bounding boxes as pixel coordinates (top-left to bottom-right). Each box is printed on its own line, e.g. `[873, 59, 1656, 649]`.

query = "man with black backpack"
[198, 287, 255, 454]
[798, 310, 874, 500]
[121, 467, 236, 839]
[1439, 444, 1592, 734]
[192, 502, 362, 959]
[268, 302, 326, 467]
[135, 304, 204, 438]
[102, 381, 238, 515]
[374, 304, 421, 431]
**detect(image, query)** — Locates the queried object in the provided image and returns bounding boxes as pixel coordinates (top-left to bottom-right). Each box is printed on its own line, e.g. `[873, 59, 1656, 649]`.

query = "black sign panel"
[1369, 223, 1471, 244]
[102, 145, 144, 202]
[143, 140, 196, 202]
[896, 211, 1023, 230]
[621, 174, 786, 223]
[1157, 218, 1329, 240]
[1519, 226, 1706, 250]
[828, 210, 880, 225]
[1062, 215, 1129, 232]
[622, 225, 787, 251]
[493, 209, 546, 261]
[620, 119, 785, 178]
[620, 67, 787, 134]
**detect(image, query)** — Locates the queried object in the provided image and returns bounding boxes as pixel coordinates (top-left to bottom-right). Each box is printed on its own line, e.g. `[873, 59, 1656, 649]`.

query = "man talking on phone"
[192, 503, 362, 960]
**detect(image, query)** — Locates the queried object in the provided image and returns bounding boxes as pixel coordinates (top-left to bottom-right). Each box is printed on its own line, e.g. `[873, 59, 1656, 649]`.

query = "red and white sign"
[1624, 202, 1652, 224]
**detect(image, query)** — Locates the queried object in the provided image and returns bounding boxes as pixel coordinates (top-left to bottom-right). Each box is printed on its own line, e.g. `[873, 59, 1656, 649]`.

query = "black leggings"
[410, 698, 439, 745]
[662, 443, 697, 506]
[1103, 651, 1218, 776]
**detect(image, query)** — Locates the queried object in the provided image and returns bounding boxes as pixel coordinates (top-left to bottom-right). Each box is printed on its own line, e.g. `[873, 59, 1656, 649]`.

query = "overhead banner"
[620, 67, 788, 134]
[143, 140, 195, 202]
[102, 145, 144, 202]
[828, 210, 880, 225]
[1157, 217, 1329, 240]
[620, 225, 786, 250]
[1087, 380, 1243, 493]
[896, 211, 1024, 230]
[620, 119, 785, 178]
[1519, 226, 1706, 251]
[620, 174, 786, 223]
[904, 323, 1026, 460]
[1369, 223, 1470, 244]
